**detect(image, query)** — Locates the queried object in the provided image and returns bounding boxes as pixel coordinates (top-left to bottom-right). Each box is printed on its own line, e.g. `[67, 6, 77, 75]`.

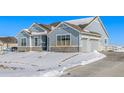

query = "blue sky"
[0, 16, 123, 45]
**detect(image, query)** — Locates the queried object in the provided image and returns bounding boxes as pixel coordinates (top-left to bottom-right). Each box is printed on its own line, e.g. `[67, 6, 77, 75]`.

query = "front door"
[42, 35, 47, 51]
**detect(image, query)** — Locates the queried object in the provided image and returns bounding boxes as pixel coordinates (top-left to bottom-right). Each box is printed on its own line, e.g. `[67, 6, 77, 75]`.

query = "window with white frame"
[21, 38, 26, 46]
[57, 35, 70, 46]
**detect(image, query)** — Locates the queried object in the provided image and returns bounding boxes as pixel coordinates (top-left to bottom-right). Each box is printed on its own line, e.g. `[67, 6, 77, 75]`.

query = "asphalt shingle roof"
[27, 17, 101, 35]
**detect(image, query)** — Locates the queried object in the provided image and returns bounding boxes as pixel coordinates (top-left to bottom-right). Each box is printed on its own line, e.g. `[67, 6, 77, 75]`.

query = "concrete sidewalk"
[62, 52, 124, 77]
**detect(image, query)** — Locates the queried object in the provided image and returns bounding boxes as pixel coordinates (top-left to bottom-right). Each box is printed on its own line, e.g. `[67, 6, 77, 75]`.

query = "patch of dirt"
[0, 65, 9, 69]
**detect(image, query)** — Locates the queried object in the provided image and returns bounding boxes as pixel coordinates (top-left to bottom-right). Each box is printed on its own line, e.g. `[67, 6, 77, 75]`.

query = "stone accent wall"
[50, 47, 79, 52]
[18, 47, 30, 52]
[32, 47, 42, 51]
[18, 47, 42, 52]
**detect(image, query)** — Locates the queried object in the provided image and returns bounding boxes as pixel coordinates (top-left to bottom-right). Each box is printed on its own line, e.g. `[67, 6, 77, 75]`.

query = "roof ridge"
[82, 16, 98, 29]
[65, 16, 95, 22]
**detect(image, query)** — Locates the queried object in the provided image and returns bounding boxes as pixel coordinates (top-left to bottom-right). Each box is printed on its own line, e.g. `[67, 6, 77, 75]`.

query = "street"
[62, 52, 124, 77]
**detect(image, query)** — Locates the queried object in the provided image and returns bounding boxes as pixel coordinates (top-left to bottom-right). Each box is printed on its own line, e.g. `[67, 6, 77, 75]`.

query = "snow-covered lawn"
[0, 51, 106, 77]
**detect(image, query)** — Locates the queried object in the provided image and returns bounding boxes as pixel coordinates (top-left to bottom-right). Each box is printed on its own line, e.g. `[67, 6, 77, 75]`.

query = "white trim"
[54, 22, 64, 29]
[35, 23, 48, 31]
[16, 29, 30, 38]
[28, 23, 36, 30]
[97, 17, 109, 38]
[29, 36, 32, 51]
[63, 22, 80, 33]
[81, 35, 100, 40]
[81, 31, 101, 37]
[61, 22, 80, 33]
[56, 34, 71, 47]
[29, 23, 48, 32]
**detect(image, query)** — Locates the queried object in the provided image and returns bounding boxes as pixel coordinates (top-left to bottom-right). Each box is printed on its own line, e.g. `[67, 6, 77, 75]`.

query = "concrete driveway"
[62, 52, 124, 77]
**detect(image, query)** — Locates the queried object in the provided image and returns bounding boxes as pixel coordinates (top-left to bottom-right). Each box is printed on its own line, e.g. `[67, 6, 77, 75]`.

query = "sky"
[0, 16, 123, 45]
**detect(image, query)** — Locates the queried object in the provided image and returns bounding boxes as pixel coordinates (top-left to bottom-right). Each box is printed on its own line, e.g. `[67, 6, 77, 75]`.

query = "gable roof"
[65, 22, 85, 32]
[47, 17, 97, 32]
[50, 22, 61, 27]
[65, 16, 108, 37]
[21, 29, 32, 35]
[33, 17, 97, 32]
[22, 29, 47, 36]
[37, 24, 51, 32]
[18, 16, 108, 37]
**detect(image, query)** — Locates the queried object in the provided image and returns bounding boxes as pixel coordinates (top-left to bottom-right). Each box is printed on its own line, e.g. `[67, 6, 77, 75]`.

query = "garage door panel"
[90, 39, 99, 52]
[81, 38, 88, 52]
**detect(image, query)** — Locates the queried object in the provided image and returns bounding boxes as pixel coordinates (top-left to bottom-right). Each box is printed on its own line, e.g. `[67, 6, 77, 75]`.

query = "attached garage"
[80, 37, 100, 52]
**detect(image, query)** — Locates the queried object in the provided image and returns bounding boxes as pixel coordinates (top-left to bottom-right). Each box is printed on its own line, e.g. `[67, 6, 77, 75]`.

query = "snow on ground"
[0, 51, 106, 77]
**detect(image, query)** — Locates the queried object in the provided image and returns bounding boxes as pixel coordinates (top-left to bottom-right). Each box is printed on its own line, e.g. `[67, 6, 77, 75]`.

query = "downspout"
[78, 33, 80, 52]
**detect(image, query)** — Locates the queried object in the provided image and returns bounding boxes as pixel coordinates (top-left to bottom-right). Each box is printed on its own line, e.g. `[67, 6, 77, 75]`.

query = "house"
[17, 16, 109, 52]
[0, 37, 17, 51]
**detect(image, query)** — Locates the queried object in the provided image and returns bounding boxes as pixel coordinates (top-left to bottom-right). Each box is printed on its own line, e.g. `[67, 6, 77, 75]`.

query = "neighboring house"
[17, 16, 109, 52]
[105, 45, 124, 52]
[112, 45, 124, 52]
[0, 37, 17, 51]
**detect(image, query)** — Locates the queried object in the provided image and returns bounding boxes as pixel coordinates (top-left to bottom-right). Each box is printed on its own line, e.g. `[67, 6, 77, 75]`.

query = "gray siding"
[84, 18, 108, 47]
[48, 23, 80, 48]
[17, 31, 30, 46]
[57, 23, 79, 37]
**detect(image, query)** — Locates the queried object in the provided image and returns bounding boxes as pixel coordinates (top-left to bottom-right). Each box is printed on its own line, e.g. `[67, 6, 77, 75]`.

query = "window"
[57, 35, 70, 46]
[105, 39, 107, 44]
[34, 38, 38, 46]
[21, 38, 26, 46]
[66, 35, 70, 45]
[30, 26, 44, 32]
[57, 36, 61, 46]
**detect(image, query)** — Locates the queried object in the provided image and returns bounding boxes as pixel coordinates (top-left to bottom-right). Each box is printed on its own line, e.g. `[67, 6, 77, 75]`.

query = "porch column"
[29, 36, 32, 51]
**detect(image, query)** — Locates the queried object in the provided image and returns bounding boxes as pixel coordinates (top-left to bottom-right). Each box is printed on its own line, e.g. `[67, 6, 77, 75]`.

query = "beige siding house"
[17, 16, 109, 52]
[0, 37, 17, 51]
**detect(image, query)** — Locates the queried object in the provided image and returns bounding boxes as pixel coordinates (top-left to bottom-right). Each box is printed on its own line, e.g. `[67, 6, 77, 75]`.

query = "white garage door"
[81, 38, 88, 52]
[90, 39, 99, 52]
